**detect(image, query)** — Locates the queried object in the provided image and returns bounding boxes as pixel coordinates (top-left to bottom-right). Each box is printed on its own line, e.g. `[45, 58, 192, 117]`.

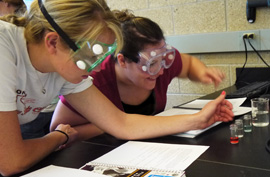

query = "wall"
[106, 0, 270, 110]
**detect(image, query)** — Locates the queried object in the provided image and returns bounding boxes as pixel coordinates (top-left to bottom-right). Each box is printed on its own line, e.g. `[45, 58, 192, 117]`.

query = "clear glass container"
[230, 124, 239, 144]
[235, 119, 244, 138]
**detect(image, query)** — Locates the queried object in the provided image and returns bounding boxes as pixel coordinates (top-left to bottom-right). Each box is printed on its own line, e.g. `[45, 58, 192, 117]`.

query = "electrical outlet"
[243, 33, 254, 39]
[239, 31, 261, 51]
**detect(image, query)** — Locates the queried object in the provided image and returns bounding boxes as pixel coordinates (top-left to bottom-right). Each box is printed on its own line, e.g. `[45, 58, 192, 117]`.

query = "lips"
[81, 75, 89, 79]
[147, 77, 157, 81]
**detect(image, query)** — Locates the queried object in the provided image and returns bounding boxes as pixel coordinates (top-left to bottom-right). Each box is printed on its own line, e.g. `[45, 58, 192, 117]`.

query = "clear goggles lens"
[138, 44, 176, 75]
[72, 41, 117, 72]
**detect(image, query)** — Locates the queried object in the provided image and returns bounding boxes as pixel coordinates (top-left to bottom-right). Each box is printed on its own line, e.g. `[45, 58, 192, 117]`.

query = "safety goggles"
[72, 40, 117, 72]
[137, 44, 176, 75]
[38, 0, 116, 73]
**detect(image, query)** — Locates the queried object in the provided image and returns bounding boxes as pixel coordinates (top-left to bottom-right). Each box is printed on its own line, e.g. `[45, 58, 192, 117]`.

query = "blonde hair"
[0, 0, 123, 53]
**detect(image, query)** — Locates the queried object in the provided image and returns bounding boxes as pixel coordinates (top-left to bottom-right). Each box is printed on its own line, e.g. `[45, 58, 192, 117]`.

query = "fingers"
[214, 102, 234, 122]
[222, 100, 233, 110]
[212, 91, 226, 105]
[220, 105, 234, 117]
[214, 91, 233, 110]
[216, 112, 234, 122]
[209, 68, 225, 81]
[56, 124, 72, 134]
[55, 124, 78, 143]
[212, 93, 234, 122]
[204, 68, 225, 87]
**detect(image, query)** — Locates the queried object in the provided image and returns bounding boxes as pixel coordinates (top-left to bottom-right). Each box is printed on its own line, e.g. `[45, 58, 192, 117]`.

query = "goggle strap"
[86, 55, 106, 72]
[97, 41, 115, 47]
[87, 43, 117, 72]
[38, 0, 79, 52]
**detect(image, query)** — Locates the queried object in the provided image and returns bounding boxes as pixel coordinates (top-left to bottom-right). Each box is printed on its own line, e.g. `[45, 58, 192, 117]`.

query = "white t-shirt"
[0, 20, 92, 124]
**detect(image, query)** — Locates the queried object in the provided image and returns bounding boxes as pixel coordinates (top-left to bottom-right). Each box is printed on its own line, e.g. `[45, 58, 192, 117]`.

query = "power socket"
[239, 31, 260, 50]
[243, 33, 254, 39]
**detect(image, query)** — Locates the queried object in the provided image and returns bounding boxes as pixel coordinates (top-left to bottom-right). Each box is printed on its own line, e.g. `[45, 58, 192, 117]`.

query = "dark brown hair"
[113, 9, 164, 63]
[1, 0, 26, 15]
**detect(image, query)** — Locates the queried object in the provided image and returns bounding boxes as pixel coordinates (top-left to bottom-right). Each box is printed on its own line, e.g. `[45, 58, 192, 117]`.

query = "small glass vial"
[235, 119, 244, 138]
[230, 124, 239, 144]
[243, 114, 252, 132]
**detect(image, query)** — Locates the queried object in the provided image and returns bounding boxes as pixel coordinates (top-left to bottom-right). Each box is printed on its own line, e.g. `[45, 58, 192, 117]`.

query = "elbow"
[1, 165, 25, 177]
[50, 121, 58, 132]
[1, 170, 17, 177]
[0, 157, 32, 176]
[50, 124, 56, 132]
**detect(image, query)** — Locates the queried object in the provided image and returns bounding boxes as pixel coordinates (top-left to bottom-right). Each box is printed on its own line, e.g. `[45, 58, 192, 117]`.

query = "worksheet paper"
[174, 97, 251, 116]
[22, 165, 108, 177]
[175, 97, 250, 116]
[157, 98, 251, 138]
[86, 141, 209, 171]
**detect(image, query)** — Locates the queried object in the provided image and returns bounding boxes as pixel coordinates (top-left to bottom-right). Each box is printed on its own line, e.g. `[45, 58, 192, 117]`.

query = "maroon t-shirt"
[60, 49, 182, 115]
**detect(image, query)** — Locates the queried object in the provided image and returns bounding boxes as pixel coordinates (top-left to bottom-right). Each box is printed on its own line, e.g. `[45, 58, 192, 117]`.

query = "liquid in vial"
[230, 137, 239, 144]
[235, 119, 244, 138]
[230, 124, 239, 144]
[243, 114, 252, 132]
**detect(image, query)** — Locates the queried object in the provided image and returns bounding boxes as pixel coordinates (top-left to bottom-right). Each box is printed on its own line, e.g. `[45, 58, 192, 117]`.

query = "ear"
[116, 53, 127, 68]
[44, 32, 59, 55]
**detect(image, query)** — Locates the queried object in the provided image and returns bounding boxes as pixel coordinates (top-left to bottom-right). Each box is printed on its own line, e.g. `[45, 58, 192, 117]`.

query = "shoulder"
[91, 55, 116, 85]
[0, 20, 13, 30]
[174, 48, 181, 61]
[169, 48, 182, 71]
[100, 55, 115, 71]
[0, 20, 24, 37]
[0, 22, 27, 66]
[166, 48, 182, 73]
[0, 20, 25, 50]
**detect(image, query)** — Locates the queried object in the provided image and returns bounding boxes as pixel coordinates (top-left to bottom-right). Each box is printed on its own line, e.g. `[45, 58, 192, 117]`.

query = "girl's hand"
[196, 91, 234, 129]
[199, 68, 225, 88]
[54, 124, 78, 150]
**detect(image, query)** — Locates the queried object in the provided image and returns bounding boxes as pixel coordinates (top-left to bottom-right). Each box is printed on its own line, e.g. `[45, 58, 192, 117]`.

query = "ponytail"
[0, 14, 27, 27]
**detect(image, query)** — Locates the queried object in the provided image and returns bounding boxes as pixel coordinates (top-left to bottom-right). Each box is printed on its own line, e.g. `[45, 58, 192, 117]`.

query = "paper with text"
[157, 98, 251, 138]
[87, 141, 209, 171]
[175, 98, 250, 116]
[22, 165, 108, 177]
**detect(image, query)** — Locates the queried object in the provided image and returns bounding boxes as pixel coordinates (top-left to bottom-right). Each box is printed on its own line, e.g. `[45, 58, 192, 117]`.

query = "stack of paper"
[157, 98, 251, 138]
[81, 141, 210, 177]
[22, 165, 108, 177]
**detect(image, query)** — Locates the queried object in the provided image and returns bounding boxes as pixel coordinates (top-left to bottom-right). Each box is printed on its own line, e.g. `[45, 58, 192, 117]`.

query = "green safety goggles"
[38, 0, 117, 72]
[72, 40, 117, 72]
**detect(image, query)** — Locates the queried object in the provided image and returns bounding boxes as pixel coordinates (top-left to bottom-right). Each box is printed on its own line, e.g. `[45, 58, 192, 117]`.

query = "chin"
[145, 79, 156, 87]
[144, 83, 156, 90]
[67, 78, 83, 84]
